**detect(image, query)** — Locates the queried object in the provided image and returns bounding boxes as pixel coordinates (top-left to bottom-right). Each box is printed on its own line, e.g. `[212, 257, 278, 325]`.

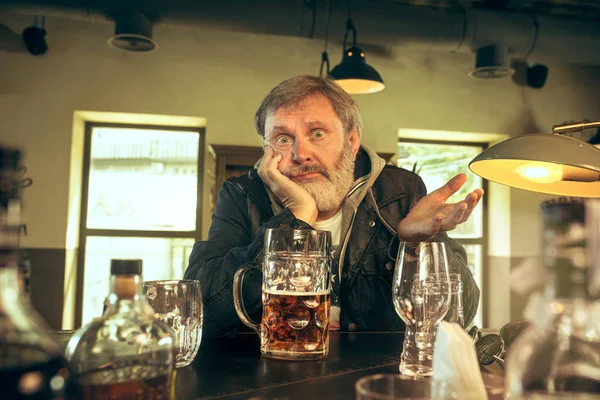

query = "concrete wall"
[1, 11, 597, 329]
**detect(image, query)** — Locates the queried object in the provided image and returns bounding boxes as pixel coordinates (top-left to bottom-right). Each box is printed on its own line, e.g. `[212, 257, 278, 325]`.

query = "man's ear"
[348, 128, 361, 155]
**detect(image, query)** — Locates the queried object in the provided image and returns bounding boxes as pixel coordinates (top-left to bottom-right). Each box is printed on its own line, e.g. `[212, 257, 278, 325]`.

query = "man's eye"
[276, 136, 293, 146]
[313, 130, 325, 138]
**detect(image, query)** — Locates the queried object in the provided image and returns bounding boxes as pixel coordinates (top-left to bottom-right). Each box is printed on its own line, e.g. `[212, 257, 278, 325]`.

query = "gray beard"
[294, 142, 356, 213]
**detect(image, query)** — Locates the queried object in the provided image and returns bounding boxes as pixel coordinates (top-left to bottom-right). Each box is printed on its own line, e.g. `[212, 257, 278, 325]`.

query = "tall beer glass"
[392, 242, 451, 376]
[233, 228, 332, 360]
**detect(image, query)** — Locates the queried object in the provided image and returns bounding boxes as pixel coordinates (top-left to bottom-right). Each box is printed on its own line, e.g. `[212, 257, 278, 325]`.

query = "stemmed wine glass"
[392, 242, 451, 377]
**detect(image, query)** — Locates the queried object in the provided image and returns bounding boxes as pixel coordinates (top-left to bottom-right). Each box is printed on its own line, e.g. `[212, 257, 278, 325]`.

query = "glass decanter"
[66, 259, 175, 399]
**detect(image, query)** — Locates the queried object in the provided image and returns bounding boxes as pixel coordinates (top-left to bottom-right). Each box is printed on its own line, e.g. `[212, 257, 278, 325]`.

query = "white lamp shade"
[469, 134, 600, 198]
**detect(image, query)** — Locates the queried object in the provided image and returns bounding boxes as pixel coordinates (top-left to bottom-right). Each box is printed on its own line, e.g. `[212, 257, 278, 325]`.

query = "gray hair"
[254, 75, 363, 138]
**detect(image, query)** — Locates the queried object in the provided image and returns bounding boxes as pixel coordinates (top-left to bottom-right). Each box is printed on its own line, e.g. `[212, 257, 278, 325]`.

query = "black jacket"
[185, 148, 480, 337]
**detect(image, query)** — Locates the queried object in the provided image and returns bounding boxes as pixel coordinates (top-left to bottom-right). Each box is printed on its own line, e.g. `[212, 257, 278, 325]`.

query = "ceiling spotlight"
[22, 16, 48, 56]
[108, 12, 158, 52]
[526, 64, 549, 89]
[469, 44, 515, 79]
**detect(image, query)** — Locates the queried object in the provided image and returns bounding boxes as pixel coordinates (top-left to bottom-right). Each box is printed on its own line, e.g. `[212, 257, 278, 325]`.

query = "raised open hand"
[397, 174, 483, 242]
[257, 146, 318, 226]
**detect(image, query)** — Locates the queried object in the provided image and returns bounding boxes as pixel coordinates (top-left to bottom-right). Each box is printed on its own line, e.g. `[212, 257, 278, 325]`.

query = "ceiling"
[374, 0, 600, 20]
[1, 0, 599, 66]
[3, 0, 600, 23]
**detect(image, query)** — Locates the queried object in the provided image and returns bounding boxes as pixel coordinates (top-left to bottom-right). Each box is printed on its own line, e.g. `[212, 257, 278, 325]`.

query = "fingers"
[426, 201, 468, 235]
[467, 188, 484, 206]
[430, 214, 444, 235]
[459, 189, 484, 223]
[266, 156, 284, 188]
[433, 174, 467, 201]
[266, 155, 284, 187]
[443, 202, 467, 229]
[258, 146, 273, 178]
[258, 146, 282, 188]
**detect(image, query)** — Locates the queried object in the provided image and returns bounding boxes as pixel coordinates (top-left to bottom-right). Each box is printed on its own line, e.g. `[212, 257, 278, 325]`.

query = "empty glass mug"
[355, 374, 479, 400]
[233, 228, 332, 360]
[142, 280, 203, 368]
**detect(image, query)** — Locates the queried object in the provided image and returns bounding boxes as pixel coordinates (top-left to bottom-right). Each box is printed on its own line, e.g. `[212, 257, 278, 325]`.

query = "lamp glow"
[333, 78, 385, 94]
[515, 162, 563, 184]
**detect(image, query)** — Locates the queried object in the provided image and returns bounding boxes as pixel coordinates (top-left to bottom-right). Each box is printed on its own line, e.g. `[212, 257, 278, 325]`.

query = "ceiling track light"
[22, 16, 48, 56]
[108, 12, 158, 52]
[469, 44, 515, 79]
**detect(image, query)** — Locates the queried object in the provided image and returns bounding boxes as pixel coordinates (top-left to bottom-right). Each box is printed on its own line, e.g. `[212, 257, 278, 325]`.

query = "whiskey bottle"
[66, 259, 175, 399]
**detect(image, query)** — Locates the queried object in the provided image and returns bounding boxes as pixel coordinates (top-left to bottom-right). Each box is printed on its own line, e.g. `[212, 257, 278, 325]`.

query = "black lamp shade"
[330, 47, 385, 94]
[22, 26, 48, 56]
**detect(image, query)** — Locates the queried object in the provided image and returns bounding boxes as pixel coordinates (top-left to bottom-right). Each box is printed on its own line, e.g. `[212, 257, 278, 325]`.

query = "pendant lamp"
[329, 18, 384, 94]
[469, 121, 600, 197]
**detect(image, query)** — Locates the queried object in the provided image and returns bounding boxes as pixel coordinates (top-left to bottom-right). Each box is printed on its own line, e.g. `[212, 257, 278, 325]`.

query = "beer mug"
[233, 228, 332, 361]
[142, 280, 203, 368]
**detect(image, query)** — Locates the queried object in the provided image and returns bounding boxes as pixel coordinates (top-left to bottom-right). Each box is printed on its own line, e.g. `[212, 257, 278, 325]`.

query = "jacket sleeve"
[415, 178, 481, 328]
[184, 180, 311, 337]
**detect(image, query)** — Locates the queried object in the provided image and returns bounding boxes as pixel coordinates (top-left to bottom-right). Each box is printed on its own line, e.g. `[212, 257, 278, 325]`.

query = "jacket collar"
[240, 168, 274, 217]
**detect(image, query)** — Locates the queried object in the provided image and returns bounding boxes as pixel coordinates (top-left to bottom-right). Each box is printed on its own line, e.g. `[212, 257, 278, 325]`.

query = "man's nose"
[292, 137, 312, 163]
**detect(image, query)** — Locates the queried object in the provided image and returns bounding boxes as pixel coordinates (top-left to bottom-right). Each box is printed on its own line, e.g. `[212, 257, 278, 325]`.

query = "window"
[77, 123, 204, 326]
[397, 140, 487, 328]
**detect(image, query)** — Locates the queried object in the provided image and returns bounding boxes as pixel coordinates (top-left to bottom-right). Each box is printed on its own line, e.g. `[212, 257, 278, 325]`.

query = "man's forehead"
[265, 96, 342, 130]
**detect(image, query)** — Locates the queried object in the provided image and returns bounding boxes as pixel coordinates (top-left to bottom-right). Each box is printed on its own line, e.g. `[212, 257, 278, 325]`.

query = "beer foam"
[264, 289, 330, 296]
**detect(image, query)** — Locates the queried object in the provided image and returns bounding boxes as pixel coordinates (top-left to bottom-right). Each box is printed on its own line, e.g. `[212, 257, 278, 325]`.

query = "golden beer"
[234, 229, 332, 361]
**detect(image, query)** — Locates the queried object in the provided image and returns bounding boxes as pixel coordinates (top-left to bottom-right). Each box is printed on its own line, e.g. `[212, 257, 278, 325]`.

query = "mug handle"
[233, 265, 261, 333]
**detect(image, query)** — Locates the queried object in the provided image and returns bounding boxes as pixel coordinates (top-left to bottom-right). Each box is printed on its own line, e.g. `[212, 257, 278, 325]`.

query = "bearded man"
[184, 75, 482, 337]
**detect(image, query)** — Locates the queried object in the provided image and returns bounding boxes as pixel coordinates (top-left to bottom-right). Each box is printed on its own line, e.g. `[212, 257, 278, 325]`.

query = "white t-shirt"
[314, 208, 343, 247]
[314, 209, 343, 330]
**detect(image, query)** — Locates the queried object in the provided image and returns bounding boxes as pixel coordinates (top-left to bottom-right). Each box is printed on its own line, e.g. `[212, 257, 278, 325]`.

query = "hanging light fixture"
[329, 18, 384, 94]
[469, 121, 600, 197]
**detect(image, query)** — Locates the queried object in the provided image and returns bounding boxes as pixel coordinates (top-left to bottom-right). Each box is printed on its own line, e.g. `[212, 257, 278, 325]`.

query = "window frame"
[75, 121, 205, 327]
[398, 138, 489, 327]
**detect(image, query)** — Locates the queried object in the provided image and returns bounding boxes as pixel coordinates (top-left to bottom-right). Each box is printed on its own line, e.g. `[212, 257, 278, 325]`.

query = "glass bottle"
[0, 146, 79, 399]
[66, 259, 175, 399]
[505, 198, 600, 398]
